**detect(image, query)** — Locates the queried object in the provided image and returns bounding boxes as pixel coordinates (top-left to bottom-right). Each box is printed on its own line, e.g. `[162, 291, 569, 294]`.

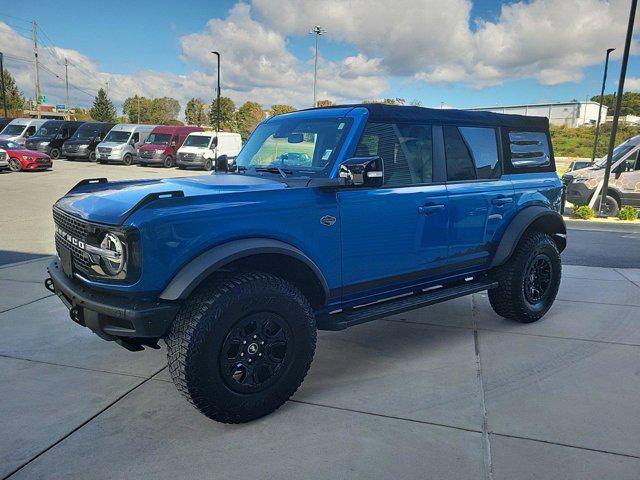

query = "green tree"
[90, 88, 116, 122]
[122, 95, 149, 123]
[270, 104, 295, 116]
[184, 98, 208, 126]
[209, 96, 237, 131]
[0, 68, 26, 113]
[122, 96, 180, 124]
[316, 99, 333, 107]
[591, 92, 640, 116]
[236, 101, 265, 140]
[151, 97, 180, 124]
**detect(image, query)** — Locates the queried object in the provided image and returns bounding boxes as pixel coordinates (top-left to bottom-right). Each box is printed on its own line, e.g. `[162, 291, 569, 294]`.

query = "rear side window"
[355, 122, 433, 186]
[444, 126, 500, 181]
[508, 131, 550, 168]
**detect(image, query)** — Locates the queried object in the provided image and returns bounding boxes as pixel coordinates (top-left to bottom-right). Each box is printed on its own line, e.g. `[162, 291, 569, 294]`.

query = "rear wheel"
[163, 155, 174, 168]
[166, 272, 316, 423]
[489, 231, 561, 323]
[50, 148, 61, 159]
[123, 153, 134, 166]
[9, 158, 22, 172]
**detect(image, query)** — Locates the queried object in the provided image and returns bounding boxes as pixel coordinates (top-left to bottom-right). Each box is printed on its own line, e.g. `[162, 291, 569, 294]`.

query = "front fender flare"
[491, 206, 566, 268]
[159, 238, 330, 302]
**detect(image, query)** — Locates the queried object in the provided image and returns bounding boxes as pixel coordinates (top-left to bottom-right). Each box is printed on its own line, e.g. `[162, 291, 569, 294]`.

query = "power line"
[0, 13, 32, 25]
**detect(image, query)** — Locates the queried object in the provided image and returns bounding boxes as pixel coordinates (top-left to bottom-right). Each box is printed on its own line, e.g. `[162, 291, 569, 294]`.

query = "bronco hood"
[55, 173, 287, 225]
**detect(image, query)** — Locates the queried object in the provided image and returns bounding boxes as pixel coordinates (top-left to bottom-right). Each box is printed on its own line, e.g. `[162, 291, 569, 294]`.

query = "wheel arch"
[490, 206, 566, 268]
[159, 238, 330, 309]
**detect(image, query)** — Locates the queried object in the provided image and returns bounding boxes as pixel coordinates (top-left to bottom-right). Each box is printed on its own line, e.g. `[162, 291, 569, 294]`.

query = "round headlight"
[99, 233, 126, 275]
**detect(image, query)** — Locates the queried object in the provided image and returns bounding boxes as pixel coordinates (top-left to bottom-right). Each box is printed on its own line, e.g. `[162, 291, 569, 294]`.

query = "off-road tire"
[488, 231, 561, 323]
[9, 158, 22, 172]
[594, 195, 620, 217]
[166, 271, 317, 423]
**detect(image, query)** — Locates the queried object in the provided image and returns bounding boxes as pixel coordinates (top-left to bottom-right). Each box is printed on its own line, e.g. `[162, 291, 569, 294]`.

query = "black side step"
[317, 278, 498, 331]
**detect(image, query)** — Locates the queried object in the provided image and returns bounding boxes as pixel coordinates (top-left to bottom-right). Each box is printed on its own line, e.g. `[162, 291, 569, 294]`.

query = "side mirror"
[339, 156, 384, 187]
[215, 154, 229, 172]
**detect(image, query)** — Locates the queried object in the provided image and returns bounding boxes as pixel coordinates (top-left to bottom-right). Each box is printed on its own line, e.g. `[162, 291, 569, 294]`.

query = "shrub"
[618, 206, 639, 221]
[572, 205, 596, 220]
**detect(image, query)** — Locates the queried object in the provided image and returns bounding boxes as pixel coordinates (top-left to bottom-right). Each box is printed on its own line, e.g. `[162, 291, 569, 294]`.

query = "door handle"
[492, 197, 513, 206]
[418, 204, 446, 215]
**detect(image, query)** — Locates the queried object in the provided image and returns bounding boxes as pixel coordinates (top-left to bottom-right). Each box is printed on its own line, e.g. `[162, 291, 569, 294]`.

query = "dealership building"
[464, 101, 607, 128]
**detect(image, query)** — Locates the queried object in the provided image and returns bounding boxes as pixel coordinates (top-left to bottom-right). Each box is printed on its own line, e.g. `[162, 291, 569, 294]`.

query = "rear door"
[338, 122, 449, 305]
[444, 125, 515, 270]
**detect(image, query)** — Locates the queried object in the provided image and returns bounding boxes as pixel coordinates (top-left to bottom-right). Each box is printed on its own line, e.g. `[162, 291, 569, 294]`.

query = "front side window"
[355, 122, 433, 186]
[35, 124, 60, 138]
[131, 132, 139, 143]
[236, 117, 352, 176]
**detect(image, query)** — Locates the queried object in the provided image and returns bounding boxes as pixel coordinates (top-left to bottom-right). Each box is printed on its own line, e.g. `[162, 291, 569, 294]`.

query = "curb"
[565, 219, 640, 233]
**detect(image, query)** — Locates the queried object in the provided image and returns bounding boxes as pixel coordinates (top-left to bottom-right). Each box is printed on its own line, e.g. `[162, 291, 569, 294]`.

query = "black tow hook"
[44, 277, 55, 294]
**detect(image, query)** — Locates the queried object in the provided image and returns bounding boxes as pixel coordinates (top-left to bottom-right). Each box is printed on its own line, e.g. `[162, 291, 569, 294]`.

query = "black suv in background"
[25, 120, 84, 159]
[62, 122, 115, 162]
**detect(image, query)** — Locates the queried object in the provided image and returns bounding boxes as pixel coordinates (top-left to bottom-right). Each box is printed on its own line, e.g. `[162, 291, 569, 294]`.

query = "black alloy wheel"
[523, 254, 552, 305]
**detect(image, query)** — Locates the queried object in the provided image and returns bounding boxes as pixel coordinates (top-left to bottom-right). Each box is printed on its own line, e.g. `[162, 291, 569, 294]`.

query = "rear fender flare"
[491, 206, 566, 267]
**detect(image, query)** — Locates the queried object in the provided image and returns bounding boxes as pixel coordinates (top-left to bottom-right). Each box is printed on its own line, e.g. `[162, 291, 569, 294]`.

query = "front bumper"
[565, 181, 593, 205]
[138, 152, 165, 164]
[97, 151, 126, 162]
[177, 155, 206, 167]
[46, 259, 179, 345]
[24, 159, 51, 170]
[62, 146, 90, 159]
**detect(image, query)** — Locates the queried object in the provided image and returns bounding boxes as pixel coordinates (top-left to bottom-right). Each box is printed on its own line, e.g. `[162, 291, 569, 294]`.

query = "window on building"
[355, 122, 433, 186]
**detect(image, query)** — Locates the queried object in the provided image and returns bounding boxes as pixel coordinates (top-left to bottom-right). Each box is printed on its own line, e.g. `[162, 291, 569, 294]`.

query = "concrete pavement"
[1, 259, 640, 479]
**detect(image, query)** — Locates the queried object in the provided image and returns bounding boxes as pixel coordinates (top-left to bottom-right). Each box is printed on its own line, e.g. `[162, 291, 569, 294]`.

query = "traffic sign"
[56, 104, 66, 111]
[39, 96, 46, 103]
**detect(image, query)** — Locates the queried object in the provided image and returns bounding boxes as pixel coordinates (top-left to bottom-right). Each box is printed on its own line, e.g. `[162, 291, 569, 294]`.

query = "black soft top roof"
[306, 103, 549, 130]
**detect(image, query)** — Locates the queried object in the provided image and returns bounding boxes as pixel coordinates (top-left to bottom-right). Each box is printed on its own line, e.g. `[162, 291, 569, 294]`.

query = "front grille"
[65, 145, 79, 153]
[98, 147, 111, 154]
[179, 152, 196, 161]
[36, 158, 49, 164]
[53, 208, 93, 275]
[0, 152, 6, 160]
[140, 150, 156, 158]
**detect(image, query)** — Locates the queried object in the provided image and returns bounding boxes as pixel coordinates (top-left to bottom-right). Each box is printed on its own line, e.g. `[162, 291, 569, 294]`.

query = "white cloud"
[1, 0, 639, 114]
[625, 77, 640, 92]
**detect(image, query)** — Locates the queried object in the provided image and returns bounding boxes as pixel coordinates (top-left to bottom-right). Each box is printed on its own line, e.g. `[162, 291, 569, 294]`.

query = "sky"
[2, 0, 640, 116]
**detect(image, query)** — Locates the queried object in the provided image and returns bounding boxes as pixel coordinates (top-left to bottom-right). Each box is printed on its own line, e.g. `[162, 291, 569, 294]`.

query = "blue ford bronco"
[45, 104, 566, 423]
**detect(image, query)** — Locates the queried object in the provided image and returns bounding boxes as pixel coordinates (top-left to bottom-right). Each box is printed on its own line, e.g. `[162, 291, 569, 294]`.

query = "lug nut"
[240, 352, 244, 356]
[253, 335, 257, 339]
[260, 341, 264, 345]
[258, 353, 262, 357]
[248, 359, 252, 363]
[242, 340, 247, 344]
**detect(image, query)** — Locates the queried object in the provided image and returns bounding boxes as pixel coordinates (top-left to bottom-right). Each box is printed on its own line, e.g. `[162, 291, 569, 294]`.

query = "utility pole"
[591, 48, 615, 164]
[105, 80, 109, 95]
[33, 20, 42, 119]
[0, 52, 7, 117]
[64, 58, 70, 120]
[309, 26, 325, 108]
[599, 0, 637, 216]
[211, 51, 220, 133]
[137, 95, 140, 123]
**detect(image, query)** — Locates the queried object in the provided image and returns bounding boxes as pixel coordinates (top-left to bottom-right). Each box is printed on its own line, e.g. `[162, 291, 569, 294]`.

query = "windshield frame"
[103, 130, 132, 144]
[183, 134, 212, 148]
[145, 132, 172, 146]
[235, 115, 354, 178]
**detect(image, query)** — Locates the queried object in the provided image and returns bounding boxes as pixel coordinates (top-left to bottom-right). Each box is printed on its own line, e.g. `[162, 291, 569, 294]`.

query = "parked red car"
[0, 140, 52, 171]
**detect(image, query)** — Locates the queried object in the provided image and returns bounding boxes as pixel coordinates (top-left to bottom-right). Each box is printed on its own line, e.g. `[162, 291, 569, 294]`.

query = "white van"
[0, 118, 47, 147]
[96, 124, 157, 165]
[176, 131, 242, 170]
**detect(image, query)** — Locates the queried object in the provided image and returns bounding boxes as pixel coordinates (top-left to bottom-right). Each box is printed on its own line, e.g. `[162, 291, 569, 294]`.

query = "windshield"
[183, 135, 211, 148]
[235, 117, 352, 176]
[0, 140, 21, 149]
[594, 144, 635, 167]
[1, 124, 26, 136]
[72, 125, 101, 140]
[103, 130, 131, 143]
[145, 133, 171, 145]
[34, 124, 60, 138]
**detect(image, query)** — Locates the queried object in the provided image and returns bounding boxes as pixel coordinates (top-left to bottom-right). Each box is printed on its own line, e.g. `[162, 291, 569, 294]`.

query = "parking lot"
[1, 160, 640, 479]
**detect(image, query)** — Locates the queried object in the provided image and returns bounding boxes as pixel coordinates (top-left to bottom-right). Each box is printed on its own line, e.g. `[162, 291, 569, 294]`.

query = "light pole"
[309, 26, 325, 108]
[599, 0, 637, 216]
[212, 51, 220, 134]
[590, 48, 615, 164]
[0, 52, 7, 117]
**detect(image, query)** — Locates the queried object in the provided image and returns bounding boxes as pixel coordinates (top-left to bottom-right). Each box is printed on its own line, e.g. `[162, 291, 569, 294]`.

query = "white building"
[464, 101, 607, 128]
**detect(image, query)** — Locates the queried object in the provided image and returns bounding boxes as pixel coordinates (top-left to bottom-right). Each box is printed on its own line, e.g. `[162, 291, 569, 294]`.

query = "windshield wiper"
[255, 167, 292, 178]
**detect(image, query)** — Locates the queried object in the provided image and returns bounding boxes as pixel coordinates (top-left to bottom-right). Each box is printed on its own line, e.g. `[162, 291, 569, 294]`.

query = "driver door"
[338, 122, 449, 306]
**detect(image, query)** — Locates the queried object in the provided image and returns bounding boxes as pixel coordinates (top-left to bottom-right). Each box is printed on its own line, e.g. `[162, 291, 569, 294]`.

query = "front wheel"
[166, 272, 317, 423]
[163, 155, 174, 168]
[203, 159, 213, 171]
[50, 148, 61, 159]
[123, 153, 134, 166]
[9, 158, 22, 172]
[488, 231, 561, 323]
[89, 150, 97, 162]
